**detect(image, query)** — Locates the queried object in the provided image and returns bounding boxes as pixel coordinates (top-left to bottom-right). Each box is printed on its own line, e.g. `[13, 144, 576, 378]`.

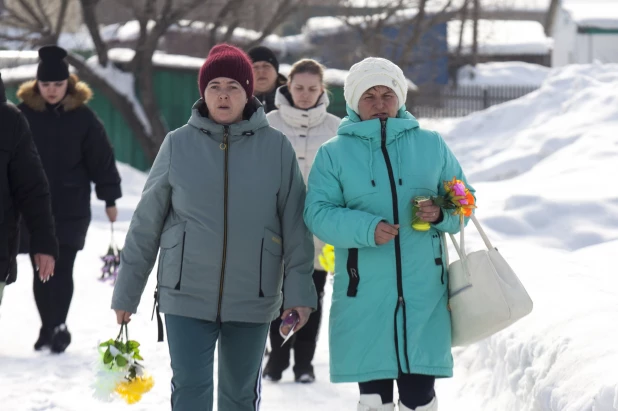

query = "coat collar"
[16, 74, 92, 112]
[187, 97, 270, 139]
[273, 85, 330, 129]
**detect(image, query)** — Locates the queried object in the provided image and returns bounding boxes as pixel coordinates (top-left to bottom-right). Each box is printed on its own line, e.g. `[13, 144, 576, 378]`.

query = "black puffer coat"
[17, 74, 122, 250]
[0, 74, 58, 284]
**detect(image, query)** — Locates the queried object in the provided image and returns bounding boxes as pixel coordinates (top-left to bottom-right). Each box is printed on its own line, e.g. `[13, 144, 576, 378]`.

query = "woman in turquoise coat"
[304, 57, 474, 411]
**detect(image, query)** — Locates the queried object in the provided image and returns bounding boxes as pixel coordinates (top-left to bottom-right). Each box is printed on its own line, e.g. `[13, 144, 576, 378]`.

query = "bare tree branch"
[80, 0, 108, 66]
[246, 0, 301, 49]
[2, 4, 37, 29]
[221, 18, 240, 44]
[15, 0, 46, 30]
[53, 0, 71, 41]
[64, 52, 160, 160]
[34, 0, 54, 33]
[165, 0, 205, 27]
[398, 0, 454, 66]
[472, 0, 480, 66]
[456, 0, 470, 60]
[208, 0, 245, 50]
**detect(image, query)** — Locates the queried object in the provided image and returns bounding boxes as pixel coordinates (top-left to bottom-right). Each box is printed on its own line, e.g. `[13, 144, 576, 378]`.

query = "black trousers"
[359, 373, 436, 408]
[31, 245, 78, 330]
[267, 269, 327, 375]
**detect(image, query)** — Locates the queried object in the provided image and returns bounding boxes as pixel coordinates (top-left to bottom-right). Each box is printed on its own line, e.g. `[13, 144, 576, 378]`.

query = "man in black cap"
[0, 72, 58, 309]
[248, 46, 287, 113]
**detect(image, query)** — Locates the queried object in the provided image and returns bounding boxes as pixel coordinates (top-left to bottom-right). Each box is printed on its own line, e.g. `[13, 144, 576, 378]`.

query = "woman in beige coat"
[264, 59, 340, 383]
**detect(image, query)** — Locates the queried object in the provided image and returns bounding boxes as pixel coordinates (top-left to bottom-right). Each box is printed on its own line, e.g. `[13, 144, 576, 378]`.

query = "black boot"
[50, 324, 71, 353]
[293, 340, 317, 383]
[34, 327, 52, 351]
[262, 318, 291, 382]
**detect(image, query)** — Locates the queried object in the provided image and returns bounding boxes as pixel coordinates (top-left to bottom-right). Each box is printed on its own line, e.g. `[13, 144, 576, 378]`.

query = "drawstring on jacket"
[366, 139, 376, 187]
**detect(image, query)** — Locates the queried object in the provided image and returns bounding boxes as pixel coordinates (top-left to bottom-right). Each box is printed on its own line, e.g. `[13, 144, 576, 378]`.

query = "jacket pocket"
[158, 222, 186, 290]
[259, 228, 283, 297]
[431, 232, 446, 285]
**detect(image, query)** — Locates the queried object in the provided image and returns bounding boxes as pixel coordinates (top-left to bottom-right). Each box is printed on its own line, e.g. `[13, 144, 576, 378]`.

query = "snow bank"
[457, 62, 551, 86]
[425, 63, 618, 409]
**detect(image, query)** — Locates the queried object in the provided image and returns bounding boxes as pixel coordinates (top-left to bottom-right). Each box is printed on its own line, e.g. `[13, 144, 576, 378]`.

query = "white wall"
[552, 9, 579, 66]
[553, 7, 618, 66]
[574, 34, 618, 64]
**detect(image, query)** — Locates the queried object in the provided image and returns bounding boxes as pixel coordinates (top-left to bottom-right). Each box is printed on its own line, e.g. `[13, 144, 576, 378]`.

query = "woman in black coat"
[17, 45, 122, 353]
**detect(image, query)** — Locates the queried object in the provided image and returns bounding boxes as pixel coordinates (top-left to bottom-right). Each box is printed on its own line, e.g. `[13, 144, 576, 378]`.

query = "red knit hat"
[198, 44, 254, 99]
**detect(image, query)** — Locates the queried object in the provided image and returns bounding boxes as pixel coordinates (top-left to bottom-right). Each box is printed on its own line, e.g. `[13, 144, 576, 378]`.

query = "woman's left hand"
[281, 306, 313, 333]
[106, 206, 118, 222]
[415, 199, 442, 223]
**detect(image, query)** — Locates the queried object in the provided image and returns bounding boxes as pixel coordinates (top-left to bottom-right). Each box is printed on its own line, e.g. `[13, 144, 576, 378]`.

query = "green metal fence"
[5, 67, 346, 171]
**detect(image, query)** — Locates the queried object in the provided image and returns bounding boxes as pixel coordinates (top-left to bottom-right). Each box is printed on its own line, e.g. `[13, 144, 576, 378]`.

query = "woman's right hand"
[375, 222, 400, 245]
[115, 309, 132, 325]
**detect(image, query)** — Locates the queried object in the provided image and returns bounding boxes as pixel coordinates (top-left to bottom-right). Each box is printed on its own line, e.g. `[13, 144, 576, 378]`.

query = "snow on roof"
[101, 49, 417, 90]
[563, 1, 618, 30]
[335, 0, 551, 12]
[106, 48, 204, 70]
[457, 61, 551, 86]
[448, 19, 553, 56]
[0, 50, 39, 69]
[101, 20, 312, 56]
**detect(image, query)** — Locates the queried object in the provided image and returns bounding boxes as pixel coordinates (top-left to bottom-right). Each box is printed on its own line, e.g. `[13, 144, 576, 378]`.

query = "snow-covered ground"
[1, 63, 617, 410]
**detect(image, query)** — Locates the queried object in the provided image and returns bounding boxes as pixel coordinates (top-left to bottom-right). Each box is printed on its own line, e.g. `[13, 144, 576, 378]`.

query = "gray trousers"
[0, 281, 5, 306]
[165, 314, 269, 411]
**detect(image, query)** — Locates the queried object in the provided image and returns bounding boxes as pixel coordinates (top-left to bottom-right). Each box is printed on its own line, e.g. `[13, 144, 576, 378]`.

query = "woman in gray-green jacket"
[111, 44, 316, 411]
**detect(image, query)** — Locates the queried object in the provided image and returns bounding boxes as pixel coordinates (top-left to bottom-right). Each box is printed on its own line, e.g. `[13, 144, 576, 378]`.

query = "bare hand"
[34, 254, 55, 282]
[415, 199, 442, 223]
[281, 306, 312, 334]
[375, 222, 400, 245]
[106, 206, 118, 223]
[115, 309, 132, 325]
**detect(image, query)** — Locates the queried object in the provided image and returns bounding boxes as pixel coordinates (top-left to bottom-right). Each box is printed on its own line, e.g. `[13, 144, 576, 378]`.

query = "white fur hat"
[344, 57, 408, 114]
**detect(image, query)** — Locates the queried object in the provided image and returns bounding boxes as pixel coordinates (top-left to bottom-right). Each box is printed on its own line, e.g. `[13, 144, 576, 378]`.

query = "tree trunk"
[472, 0, 480, 66]
[545, 0, 560, 36]
[134, 52, 168, 152]
[65, 54, 160, 162]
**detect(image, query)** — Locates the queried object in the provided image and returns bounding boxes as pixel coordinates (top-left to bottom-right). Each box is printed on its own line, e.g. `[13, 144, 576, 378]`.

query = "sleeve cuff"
[366, 216, 383, 248]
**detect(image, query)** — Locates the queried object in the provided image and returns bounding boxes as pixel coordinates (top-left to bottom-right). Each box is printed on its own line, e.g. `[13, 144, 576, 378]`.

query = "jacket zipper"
[380, 119, 410, 375]
[216, 126, 230, 322]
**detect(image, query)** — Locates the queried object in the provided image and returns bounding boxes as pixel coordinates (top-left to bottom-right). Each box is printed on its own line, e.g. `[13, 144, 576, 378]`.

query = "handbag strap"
[447, 214, 494, 263]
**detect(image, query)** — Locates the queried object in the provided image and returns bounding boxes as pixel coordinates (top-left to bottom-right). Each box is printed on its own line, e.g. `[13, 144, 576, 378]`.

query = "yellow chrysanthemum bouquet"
[92, 323, 154, 404]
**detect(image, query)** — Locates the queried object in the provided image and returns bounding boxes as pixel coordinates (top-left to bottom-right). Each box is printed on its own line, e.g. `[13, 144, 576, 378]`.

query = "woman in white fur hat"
[304, 57, 474, 411]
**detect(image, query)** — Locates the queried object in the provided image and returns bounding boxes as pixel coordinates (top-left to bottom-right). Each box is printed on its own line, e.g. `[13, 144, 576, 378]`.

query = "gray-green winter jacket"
[111, 98, 316, 323]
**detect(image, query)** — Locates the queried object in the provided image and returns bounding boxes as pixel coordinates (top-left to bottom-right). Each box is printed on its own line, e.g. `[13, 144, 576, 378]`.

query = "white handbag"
[444, 214, 533, 347]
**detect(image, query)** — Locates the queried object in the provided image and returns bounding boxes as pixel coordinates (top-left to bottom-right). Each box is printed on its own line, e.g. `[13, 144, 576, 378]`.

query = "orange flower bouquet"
[432, 177, 476, 223]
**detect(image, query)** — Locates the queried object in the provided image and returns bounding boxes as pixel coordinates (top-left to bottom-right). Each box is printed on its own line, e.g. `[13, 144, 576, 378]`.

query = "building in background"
[552, 0, 618, 66]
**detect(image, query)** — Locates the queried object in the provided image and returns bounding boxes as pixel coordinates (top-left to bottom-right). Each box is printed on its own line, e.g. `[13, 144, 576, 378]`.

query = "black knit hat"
[248, 46, 279, 73]
[37, 45, 69, 82]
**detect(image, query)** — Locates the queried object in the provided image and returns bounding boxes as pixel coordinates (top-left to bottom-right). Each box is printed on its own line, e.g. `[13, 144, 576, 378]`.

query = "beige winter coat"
[267, 86, 340, 270]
